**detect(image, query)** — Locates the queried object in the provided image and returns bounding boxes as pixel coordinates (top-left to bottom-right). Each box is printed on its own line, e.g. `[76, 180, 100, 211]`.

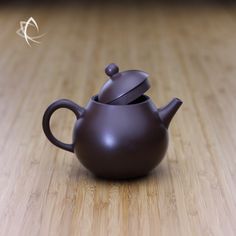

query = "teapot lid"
[98, 63, 150, 105]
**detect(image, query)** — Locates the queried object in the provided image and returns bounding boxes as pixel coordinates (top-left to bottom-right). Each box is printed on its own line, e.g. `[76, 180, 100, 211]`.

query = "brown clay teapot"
[42, 64, 182, 179]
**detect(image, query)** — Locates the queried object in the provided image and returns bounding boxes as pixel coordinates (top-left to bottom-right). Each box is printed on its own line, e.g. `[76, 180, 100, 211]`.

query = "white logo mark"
[16, 17, 45, 46]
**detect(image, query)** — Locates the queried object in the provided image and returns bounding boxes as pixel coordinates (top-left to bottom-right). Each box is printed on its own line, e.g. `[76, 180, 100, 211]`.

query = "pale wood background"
[0, 2, 236, 236]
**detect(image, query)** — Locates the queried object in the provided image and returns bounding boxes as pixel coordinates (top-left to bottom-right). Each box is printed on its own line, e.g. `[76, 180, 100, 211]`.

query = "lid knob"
[105, 63, 119, 77]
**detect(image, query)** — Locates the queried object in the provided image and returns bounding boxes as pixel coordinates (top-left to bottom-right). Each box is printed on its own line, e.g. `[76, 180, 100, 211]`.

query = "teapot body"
[73, 95, 168, 179]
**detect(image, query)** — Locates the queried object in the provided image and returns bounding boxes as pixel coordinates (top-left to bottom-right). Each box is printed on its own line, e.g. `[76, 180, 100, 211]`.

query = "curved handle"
[42, 99, 85, 153]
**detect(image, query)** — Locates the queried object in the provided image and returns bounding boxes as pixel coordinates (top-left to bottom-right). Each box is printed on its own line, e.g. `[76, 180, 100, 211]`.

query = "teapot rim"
[91, 95, 151, 107]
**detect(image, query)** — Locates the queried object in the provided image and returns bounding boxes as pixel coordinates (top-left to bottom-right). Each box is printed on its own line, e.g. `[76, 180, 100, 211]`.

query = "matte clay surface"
[0, 2, 236, 236]
[42, 95, 181, 179]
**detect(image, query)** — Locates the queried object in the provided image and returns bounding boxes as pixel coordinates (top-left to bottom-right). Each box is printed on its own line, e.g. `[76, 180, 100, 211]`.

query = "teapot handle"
[42, 99, 85, 153]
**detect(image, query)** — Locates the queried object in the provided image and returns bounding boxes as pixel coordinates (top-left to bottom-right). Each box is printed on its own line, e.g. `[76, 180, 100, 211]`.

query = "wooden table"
[0, 2, 236, 235]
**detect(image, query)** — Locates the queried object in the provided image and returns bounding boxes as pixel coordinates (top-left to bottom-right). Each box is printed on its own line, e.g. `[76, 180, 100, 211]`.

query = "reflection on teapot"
[42, 63, 182, 179]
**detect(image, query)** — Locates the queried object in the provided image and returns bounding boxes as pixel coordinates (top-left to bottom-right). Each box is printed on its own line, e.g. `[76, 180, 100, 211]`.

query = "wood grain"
[0, 2, 236, 236]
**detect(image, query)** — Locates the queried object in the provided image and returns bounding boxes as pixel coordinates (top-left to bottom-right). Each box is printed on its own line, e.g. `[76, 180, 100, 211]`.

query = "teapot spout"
[158, 98, 183, 129]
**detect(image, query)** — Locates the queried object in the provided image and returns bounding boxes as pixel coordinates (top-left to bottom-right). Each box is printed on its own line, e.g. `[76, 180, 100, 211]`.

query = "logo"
[16, 17, 45, 46]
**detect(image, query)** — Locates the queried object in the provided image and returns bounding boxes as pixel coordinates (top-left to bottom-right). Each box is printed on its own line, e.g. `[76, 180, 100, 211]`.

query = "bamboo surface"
[0, 2, 236, 236]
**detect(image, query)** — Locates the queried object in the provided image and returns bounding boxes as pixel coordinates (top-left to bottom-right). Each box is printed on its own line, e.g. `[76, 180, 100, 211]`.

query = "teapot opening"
[128, 95, 148, 104]
[93, 95, 149, 105]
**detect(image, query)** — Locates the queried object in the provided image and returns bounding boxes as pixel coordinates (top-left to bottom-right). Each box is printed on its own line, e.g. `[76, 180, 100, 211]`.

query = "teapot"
[42, 63, 182, 179]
